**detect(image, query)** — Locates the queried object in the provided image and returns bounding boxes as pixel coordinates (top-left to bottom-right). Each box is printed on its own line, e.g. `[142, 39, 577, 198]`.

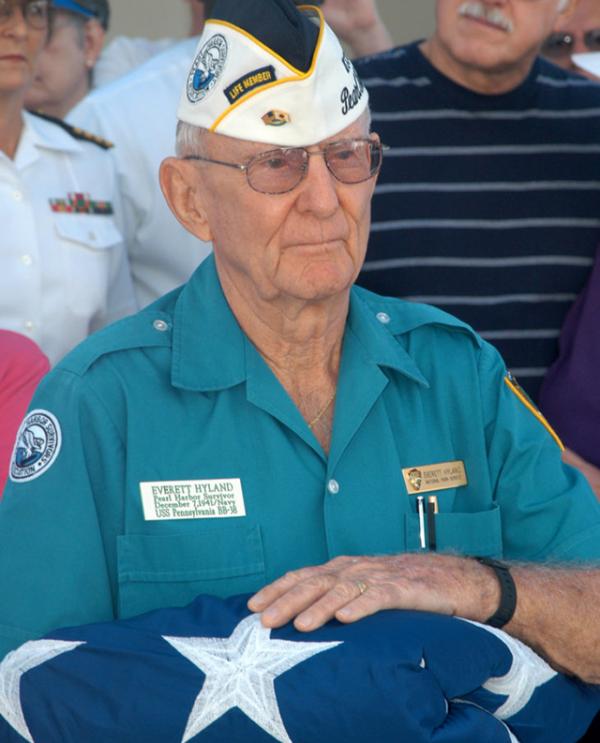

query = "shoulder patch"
[504, 372, 564, 450]
[10, 410, 62, 483]
[28, 110, 114, 149]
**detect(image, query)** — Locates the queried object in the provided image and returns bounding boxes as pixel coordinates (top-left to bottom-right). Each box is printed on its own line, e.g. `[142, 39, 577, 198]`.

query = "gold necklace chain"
[307, 390, 336, 429]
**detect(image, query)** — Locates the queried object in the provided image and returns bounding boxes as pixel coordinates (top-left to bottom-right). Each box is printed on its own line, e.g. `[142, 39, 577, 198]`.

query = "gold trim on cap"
[207, 8, 326, 132]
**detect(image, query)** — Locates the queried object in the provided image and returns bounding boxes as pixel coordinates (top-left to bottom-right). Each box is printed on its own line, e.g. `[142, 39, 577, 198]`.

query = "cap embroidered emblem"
[262, 110, 291, 127]
[187, 34, 228, 104]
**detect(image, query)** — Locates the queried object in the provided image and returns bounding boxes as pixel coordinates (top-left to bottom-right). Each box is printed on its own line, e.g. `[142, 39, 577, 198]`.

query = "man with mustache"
[353, 0, 600, 466]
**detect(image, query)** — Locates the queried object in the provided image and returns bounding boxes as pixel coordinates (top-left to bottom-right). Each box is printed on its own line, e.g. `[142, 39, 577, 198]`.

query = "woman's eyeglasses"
[542, 29, 600, 60]
[0, 0, 50, 30]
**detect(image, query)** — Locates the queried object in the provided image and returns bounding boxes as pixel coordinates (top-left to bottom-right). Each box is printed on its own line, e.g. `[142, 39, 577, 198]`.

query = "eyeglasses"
[542, 29, 600, 59]
[183, 138, 386, 195]
[0, 0, 50, 30]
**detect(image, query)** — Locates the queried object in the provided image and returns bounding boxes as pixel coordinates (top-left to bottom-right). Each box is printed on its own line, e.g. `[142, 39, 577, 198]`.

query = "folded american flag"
[1, 593, 598, 742]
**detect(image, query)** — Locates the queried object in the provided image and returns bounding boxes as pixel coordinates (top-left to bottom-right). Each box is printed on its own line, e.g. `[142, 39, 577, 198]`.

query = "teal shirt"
[1, 255, 599, 659]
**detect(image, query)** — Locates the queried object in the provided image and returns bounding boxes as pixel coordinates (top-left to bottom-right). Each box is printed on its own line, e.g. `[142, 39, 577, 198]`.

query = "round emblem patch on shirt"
[10, 409, 62, 483]
[186, 34, 228, 104]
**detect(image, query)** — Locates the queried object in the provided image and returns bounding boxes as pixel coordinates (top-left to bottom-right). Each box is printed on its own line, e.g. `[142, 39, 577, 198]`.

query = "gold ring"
[355, 580, 368, 595]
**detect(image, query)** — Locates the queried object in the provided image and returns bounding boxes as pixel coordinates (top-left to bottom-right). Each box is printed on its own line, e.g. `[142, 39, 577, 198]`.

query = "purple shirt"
[540, 247, 600, 467]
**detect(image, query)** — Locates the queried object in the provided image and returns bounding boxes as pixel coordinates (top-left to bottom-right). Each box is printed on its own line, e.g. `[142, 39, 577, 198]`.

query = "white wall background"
[107, 1, 436, 46]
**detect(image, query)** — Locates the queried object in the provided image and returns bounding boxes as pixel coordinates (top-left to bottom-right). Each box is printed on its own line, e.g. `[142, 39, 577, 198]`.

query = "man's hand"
[321, 0, 393, 57]
[248, 553, 500, 631]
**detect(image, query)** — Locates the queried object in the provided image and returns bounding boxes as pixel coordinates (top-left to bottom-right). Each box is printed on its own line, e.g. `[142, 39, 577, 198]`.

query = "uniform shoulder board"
[28, 110, 114, 150]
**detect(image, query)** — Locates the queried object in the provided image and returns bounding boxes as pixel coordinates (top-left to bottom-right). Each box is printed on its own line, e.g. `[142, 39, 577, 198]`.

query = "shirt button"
[327, 479, 340, 495]
[24, 320, 35, 332]
[88, 231, 97, 242]
[21, 254, 33, 266]
[376, 312, 391, 325]
[153, 319, 169, 332]
[13, 190, 23, 201]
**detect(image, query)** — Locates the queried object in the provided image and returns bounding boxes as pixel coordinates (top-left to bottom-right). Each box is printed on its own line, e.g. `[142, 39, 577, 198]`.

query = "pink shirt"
[0, 331, 49, 495]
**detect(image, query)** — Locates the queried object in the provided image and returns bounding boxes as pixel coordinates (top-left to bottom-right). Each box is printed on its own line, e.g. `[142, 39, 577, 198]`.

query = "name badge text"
[140, 479, 246, 521]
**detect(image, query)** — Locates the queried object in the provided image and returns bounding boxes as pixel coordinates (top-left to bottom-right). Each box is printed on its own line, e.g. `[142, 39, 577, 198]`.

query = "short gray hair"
[175, 121, 208, 158]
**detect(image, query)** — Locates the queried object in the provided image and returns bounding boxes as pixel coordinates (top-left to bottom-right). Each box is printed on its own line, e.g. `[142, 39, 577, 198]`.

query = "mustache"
[458, 1, 514, 33]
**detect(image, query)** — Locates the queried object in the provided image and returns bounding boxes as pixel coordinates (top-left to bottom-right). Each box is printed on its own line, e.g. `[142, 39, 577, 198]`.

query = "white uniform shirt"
[0, 112, 136, 366]
[93, 36, 178, 88]
[70, 37, 212, 309]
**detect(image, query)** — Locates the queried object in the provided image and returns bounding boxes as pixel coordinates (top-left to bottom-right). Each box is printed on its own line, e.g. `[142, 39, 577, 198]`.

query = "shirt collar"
[18, 111, 83, 165]
[346, 289, 430, 387]
[171, 255, 247, 391]
[171, 255, 429, 391]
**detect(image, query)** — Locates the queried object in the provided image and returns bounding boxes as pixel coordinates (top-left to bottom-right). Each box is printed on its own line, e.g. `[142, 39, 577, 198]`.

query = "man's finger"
[250, 572, 337, 628]
[293, 578, 377, 631]
[247, 566, 323, 612]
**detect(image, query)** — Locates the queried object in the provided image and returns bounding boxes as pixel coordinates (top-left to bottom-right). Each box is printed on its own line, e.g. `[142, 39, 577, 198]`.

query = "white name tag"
[139, 479, 246, 521]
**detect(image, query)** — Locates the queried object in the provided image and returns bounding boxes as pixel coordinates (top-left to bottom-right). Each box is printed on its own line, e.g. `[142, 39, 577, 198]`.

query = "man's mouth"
[458, 1, 514, 33]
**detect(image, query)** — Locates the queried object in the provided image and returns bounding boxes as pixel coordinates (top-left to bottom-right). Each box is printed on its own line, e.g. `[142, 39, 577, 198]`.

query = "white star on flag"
[460, 619, 556, 718]
[0, 639, 84, 742]
[163, 613, 343, 743]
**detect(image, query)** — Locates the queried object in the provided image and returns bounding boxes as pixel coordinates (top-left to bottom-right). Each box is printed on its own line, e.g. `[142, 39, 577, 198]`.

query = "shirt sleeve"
[0, 367, 124, 660]
[478, 341, 600, 562]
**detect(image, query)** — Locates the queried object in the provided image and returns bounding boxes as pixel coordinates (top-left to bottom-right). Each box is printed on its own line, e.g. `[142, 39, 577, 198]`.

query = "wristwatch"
[475, 556, 517, 629]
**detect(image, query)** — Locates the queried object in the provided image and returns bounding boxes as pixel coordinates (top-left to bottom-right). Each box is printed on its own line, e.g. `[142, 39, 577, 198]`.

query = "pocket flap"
[54, 214, 122, 249]
[117, 524, 265, 583]
[405, 505, 503, 556]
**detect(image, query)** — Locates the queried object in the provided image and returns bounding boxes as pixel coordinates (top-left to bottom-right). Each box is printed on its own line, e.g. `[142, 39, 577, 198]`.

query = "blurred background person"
[0, 331, 49, 495]
[542, 0, 600, 80]
[540, 244, 600, 498]
[93, 0, 207, 88]
[354, 0, 600, 405]
[320, 0, 393, 56]
[25, 0, 108, 119]
[0, 0, 136, 365]
[70, 33, 208, 307]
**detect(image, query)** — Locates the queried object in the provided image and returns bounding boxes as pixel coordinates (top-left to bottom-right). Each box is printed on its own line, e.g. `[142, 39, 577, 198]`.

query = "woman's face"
[0, 0, 49, 97]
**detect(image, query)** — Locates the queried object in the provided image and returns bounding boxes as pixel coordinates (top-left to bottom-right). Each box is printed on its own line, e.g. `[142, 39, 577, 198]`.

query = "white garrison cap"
[177, 0, 369, 147]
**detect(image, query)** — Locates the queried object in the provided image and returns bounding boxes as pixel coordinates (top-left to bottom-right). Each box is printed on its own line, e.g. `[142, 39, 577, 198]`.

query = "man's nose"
[295, 151, 340, 216]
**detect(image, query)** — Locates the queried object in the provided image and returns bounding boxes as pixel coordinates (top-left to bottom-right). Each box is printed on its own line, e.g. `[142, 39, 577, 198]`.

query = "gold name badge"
[402, 460, 467, 495]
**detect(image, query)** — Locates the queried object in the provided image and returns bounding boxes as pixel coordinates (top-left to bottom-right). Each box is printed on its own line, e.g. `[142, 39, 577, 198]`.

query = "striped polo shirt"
[355, 42, 600, 401]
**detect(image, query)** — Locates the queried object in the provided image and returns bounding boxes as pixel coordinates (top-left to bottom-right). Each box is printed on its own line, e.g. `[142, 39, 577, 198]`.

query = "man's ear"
[160, 157, 213, 242]
[83, 20, 105, 69]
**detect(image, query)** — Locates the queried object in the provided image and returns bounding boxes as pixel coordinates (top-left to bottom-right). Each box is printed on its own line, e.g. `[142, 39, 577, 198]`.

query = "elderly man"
[1, 0, 600, 699]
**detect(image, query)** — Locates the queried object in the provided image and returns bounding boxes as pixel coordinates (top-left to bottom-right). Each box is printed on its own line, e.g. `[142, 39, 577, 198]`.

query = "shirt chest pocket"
[116, 524, 266, 619]
[54, 214, 123, 315]
[404, 504, 503, 557]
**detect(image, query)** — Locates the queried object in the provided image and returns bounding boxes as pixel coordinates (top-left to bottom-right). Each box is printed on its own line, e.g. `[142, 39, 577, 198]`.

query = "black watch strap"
[475, 556, 517, 629]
